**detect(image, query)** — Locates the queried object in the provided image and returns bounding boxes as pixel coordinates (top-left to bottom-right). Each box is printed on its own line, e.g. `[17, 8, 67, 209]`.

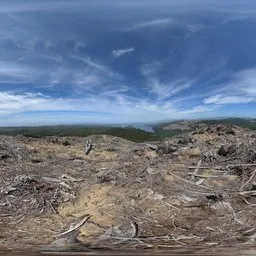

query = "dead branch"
[162, 201, 180, 210]
[191, 160, 202, 181]
[10, 215, 26, 225]
[187, 163, 256, 170]
[42, 177, 62, 183]
[238, 190, 256, 196]
[61, 174, 84, 182]
[130, 221, 138, 238]
[168, 172, 214, 190]
[145, 143, 158, 151]
[196, 178, 205, 185]
[47, 200, 58, 214]
[240, 169, 256, 191]
[227, 163, 256, 168]
[187, 166, 220, 170]
[56, 215, 91, 238]
[59, 182, 72, 190]
[187, 173, 219, 179]
[243, 197, 256, 206]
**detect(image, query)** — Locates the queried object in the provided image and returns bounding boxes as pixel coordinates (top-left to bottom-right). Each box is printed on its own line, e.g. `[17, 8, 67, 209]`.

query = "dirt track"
[0, 124, 256, 252]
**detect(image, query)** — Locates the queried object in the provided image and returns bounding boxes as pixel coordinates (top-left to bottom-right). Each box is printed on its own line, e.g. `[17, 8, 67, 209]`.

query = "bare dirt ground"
[0, 124, 256, 254]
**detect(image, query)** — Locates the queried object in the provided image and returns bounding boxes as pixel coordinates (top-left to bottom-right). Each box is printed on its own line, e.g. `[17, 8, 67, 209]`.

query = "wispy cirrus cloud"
[148, 78, 192, 101]
[112, 47, 134, 58]
[0, 91, 215, 126]
[141, 61, 193, 101]
[126, 18, 173, 31]
[204, 68, 256, 105]
[204, 95, 253, 105]
[0, 61, 37, 84]
[0, 0, 88, 13]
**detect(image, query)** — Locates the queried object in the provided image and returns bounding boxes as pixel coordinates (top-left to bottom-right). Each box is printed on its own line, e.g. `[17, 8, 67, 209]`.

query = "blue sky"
[0, 0, 256, 126]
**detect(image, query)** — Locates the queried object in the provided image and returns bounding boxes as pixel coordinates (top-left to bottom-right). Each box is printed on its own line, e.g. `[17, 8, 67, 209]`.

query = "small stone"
[218, 145, 229, 156]
[252, 181, 256, 191]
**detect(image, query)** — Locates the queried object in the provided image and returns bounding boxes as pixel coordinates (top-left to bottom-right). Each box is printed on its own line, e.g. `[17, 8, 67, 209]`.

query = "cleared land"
[0, 122, 256, 254]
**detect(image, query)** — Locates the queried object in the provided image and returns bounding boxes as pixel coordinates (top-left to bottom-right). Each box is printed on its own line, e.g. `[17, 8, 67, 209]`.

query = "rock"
[252, 182, 256, 191]
[182, 147, 201, 158]
[62, 140, 71, 146]
[218, 145, 229, 156]
[0, 153, 12, 160]
[178, 137, 194, 145]
[247, 150, 256, 163]
[226, 129, 236, 135]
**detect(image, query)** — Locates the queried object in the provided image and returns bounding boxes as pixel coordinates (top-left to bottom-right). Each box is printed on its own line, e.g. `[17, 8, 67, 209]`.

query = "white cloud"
[204, 94, 253, 105]
[126, 18, 173, 31]
[203, 68, 256, 105]
[0, 1, 87, 13]
[0, 92, 74, 115]
[0, 91, 215, 126]
[112, 47, 134, 58]
[0, 61, 37, 84]
[71, 55, 116, 78]
[141, 62, 193, 101]
[149, 78, 192, 101]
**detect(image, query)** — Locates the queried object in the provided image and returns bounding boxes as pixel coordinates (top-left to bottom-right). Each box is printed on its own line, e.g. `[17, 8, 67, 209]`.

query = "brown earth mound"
[0, 124, 256, 253]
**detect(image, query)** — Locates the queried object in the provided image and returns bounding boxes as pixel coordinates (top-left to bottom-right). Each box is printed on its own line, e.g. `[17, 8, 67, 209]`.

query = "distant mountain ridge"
[154, 118, 256, 132]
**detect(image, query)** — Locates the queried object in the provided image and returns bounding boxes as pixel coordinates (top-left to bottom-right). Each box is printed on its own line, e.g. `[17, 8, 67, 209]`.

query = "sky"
[0, 0, 256, 126]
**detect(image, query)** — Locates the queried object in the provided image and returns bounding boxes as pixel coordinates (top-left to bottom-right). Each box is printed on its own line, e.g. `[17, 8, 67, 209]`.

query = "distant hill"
[0, 125, 162, 142]
[0, 118, 255, 142]
[154, 118, 256, 132]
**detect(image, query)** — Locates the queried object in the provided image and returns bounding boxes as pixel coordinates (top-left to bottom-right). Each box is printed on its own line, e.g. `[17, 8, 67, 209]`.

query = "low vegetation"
[0, 118, 255, 143]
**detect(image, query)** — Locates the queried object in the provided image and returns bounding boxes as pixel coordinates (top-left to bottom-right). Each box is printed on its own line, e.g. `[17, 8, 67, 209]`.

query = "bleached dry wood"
[187, 163, 256, 170]
[131, 221, 138, 238]
[168, 172, 214, 190]
[56, 215, 91, 238]
[238, 190, 256, 196]
[145, 143, 158, 151]
[187, 173, 219, 179]
[227, 163, 256, 168]
[85, 140, 92, 155]
[191, 160, 202, 181]
[240, 169, 256, 191]
[61, 174, 84, 182]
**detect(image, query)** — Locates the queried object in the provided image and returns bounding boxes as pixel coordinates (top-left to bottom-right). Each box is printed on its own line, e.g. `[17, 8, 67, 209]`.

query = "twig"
[186, 163, 256, 170]
[109, 235, 171, 240]
[59, 182, 72, 190]
[172, 237, 187, 246]
[238, 190, 256, 196]
[187, 166, 220, 170]
[240, 169, 256, 191]
[187, 173, 219, 179]
[168, 172, 214, 190]
[227, 163, 256, 168]
[61, 174, 83, 182]
[162, 201, 180, 211]
[0, 214, 12, 217]
[196, 178, 205, 185]
[10, 215, 26, 225]
[39, 198, 45, 214]
[191, 160, 202, 181]
[243, 197, 256, 206]
[47, 200, 58, 214]
[56, 215, 91, 237]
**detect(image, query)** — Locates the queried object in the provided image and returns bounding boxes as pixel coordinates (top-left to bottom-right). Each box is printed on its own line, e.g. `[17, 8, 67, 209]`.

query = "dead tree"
[85, 140, 92, 155]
